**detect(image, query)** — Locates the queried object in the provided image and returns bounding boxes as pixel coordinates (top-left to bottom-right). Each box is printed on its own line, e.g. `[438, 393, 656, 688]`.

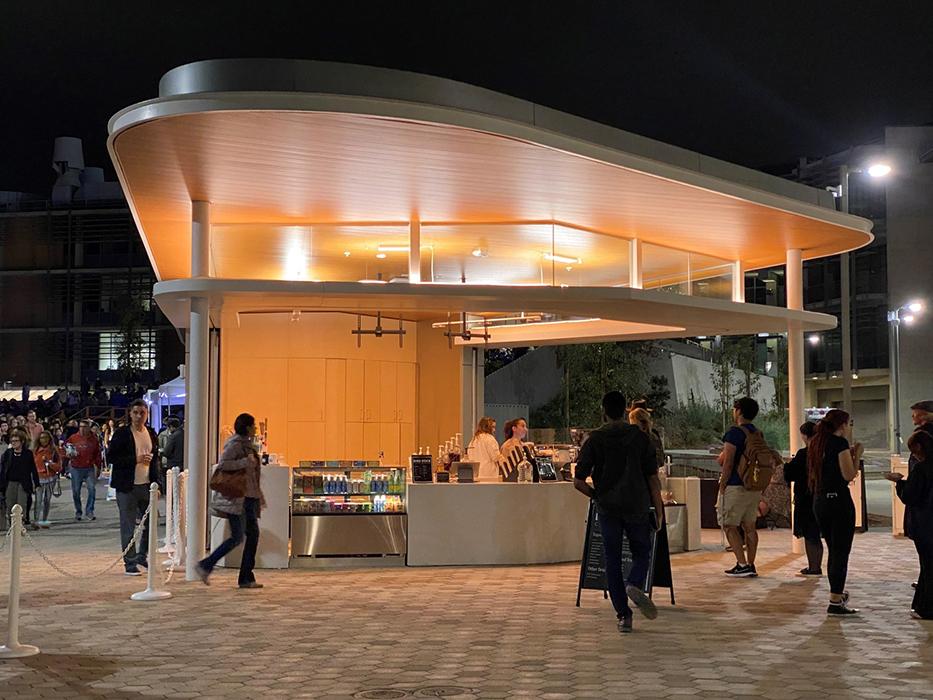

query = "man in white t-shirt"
[106, 400, 160, 576]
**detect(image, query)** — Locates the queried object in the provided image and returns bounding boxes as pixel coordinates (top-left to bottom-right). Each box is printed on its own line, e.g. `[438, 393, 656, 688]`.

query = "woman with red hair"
[807, 409, 863, 616]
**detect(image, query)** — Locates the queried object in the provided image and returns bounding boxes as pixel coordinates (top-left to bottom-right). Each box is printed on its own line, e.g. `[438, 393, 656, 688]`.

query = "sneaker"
[746, 564, 758, 578]
[124, 566, 142, 576]
[194, 564, 211, 585]
[238, 581, 263, 589]
[910, 610, 922, 620]
[912, 582, 918, 589]
[625, 584, 658, 620]
[725, 564, 755, 577]
[28, 523, 40, 531]
[798, 568, 822, 577]
[87, 514, 96, 521]
[618, 614, 633, 633]
[137, 558, 148, 570]
[827, 603, 859, 616]
[75, 514, 82, 521]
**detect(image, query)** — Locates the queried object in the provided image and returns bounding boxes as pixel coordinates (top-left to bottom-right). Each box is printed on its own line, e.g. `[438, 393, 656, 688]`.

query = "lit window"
[98, 331, 156, 371]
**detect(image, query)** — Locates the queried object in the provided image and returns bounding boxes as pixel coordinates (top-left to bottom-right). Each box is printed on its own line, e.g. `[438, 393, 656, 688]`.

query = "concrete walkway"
[0, 486, 929, 699]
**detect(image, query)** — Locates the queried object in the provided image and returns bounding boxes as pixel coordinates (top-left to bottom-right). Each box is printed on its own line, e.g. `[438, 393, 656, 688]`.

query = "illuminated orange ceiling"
[110, 109, 872, 282]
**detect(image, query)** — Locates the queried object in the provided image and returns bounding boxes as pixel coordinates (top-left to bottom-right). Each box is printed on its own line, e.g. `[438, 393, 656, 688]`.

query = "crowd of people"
[0, 399, 186, 578]
[1, 380, 154, 425]
[564, 390, 933, 634]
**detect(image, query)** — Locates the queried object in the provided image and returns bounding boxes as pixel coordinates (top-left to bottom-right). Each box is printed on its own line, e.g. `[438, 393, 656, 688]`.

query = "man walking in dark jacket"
[107, 399, 160, 575]
[574, 391, 665, 633]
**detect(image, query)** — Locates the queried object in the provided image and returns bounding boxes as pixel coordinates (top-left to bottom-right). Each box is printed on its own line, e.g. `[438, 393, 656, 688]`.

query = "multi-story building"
[751, 126, 933, 449]
[0, 138, 183, 389]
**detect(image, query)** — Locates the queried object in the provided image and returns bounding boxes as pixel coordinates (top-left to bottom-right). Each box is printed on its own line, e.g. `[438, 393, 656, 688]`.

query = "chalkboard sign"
[576, 501, 675, 606]
[411, 454, 434, 482]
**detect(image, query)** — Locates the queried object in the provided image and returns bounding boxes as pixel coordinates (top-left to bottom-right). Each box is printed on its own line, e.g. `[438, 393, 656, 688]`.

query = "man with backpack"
[717, 397, 778, 578]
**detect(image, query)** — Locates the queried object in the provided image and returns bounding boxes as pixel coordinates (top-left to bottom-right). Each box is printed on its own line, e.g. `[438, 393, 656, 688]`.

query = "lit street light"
[888, 300, 923, 453]
[835, 161, 892, 416]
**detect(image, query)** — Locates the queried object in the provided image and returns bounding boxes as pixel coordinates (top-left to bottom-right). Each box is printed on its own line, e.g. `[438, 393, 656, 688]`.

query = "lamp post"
[888, 301, 923, 454]
[836, 161, 891, 414]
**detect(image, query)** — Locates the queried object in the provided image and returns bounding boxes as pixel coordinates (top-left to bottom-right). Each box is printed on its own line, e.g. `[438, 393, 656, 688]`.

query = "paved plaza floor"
[0, 485, 930, 699]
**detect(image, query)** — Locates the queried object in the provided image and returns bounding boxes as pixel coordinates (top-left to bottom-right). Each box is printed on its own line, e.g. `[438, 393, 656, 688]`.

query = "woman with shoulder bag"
[195, 412, 265, 589]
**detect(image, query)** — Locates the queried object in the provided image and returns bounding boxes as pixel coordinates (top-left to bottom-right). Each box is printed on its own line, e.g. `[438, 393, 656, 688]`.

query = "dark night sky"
[2, 1, 931, 194]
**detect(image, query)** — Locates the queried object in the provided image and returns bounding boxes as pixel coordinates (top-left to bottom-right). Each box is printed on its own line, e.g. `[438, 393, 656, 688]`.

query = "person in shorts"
[717, 397, 761, 578]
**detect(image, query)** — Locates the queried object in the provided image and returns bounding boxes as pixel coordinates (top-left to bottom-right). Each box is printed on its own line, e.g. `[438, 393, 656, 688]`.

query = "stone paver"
[0, 485, 930, 698]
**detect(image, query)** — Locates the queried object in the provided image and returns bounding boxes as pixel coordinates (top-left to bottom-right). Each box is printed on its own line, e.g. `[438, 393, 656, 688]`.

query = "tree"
[552, 341, 654, 430]
[114, 296, 148, 383]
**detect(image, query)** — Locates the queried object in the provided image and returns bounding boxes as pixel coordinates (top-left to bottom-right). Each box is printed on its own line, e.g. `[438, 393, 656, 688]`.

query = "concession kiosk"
[106, 59, 872, 577]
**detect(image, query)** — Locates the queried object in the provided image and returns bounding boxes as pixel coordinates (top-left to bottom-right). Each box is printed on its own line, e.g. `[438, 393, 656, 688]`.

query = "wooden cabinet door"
[324, 359, 346, 459]
[346, 359, 365, 423]
[363, 360, 381, 423]
[287, 421, 325, 465]
[363, 423, 381, 460]
[396, 362, 416, 423]
[379, 361, 398, 422]
[346, 422, 364, 460]
[399, 422, 415, 467]
[380, 422, 401, 465]
[287, 359, 326, 422]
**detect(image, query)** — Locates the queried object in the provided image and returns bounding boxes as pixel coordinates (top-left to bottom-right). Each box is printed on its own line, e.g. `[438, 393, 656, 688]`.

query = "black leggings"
[814, 493, 855, 595]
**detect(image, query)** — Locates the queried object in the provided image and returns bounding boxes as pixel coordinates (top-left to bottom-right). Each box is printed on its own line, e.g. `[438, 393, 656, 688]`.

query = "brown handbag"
[209, 466, 248, 499]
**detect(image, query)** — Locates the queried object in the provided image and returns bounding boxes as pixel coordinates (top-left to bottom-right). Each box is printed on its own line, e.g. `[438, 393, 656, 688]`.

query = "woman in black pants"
[807, 409, 863, 616]
[785, 421, 822, 576]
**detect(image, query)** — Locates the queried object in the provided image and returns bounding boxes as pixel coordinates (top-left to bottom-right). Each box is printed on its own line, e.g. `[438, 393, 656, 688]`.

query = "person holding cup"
[886, 429, 933, 620]
[107, 399, 160, 576]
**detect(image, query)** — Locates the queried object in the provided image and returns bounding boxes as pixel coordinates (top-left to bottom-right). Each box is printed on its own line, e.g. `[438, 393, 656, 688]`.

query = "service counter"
[407, 482, 589, 566]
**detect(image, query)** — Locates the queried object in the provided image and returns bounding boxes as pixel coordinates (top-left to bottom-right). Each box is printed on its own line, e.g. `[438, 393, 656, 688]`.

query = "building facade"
[751, 126, 933, 450]
[0, 140, 184, 390]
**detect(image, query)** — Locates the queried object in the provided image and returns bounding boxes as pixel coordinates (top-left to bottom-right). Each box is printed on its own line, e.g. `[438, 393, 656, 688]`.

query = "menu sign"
[575, 500, 675, 606]
[411, 454, 434, 482]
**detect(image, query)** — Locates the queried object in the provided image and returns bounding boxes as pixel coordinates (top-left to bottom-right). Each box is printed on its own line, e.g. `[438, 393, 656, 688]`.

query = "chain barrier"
[21, 502, 151, 579]
[0, 524, 13, 554]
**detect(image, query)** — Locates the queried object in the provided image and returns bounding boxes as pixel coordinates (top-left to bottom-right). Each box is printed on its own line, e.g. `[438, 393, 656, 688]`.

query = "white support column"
[186, 201, 211, 581]
[786, 248, 805, 555]
[731, 261, 745, 303]
[408, 218, 421, 284]
[629, 239, 643, 289]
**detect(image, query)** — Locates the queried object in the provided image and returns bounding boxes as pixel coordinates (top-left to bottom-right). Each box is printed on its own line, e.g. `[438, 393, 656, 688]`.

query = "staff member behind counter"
[500, 417, 539, 482]
[466, 417, 502, 482]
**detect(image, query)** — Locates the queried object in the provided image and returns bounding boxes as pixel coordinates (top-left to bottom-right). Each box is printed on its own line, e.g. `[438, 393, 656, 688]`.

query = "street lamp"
[888, 300, 923, 453]
[835, 160, 892, 415]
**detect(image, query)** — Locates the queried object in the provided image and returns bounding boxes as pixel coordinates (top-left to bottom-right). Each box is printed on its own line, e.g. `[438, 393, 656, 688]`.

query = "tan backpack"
[736, 426, 780, 491]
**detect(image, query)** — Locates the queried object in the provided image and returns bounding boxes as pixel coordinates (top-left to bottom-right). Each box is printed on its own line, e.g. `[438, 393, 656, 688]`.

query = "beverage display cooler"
[290, 462, 408, 564]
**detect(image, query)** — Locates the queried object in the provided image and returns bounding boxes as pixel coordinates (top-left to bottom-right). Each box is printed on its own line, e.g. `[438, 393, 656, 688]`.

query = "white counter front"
[407, 482, 589, 566]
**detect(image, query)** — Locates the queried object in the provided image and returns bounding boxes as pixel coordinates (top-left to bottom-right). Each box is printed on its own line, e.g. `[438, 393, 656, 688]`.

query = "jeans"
[34, 480, 54, 523]
[70, 467, 97, 517]
[598, 511, 653, 618]
[2, 483, 30, 530]
[116, 484, 150, 567]
[200, 497, 260, 585]
[814, 492, 855, 595]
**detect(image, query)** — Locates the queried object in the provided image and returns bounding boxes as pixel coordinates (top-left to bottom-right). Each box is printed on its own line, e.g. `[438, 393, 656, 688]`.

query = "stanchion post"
[159, 468, 175, 554]
[175, 472, 187, 568]
[0, 505, 40, 658]
[131, 483, 173, 602]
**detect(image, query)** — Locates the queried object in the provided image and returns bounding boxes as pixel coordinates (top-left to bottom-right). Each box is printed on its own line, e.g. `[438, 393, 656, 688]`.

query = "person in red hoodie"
[64, 420, 102, 521]
[33, 430, 62, 528]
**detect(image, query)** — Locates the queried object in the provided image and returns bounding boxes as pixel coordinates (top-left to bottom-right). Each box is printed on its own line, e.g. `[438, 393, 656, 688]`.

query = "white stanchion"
[0, 506, 40, 658]
[159, 468, 178, 557]
[176, 472, 187, 572]
[131, 483, 172, 602]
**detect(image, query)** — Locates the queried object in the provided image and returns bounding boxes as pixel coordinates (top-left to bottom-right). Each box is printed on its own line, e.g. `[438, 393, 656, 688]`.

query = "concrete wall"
[483, 347, 562, 410]
[667, 354, 776, 409]
[885, 126, 933, 443]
